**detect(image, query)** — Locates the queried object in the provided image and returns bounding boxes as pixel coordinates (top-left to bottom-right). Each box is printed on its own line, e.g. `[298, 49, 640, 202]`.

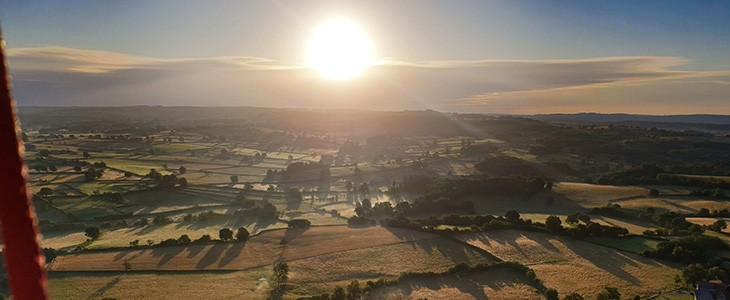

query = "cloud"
[6, 46, 730, 114]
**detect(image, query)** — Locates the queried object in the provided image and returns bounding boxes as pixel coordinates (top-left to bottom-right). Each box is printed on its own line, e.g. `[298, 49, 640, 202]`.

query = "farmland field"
[456, 230, 681, 298]
[12, 106, 730, 299]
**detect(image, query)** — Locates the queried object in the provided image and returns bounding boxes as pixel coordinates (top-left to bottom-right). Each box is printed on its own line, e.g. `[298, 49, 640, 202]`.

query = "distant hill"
[527, 113, 730, 125]
[528, 113, 730, 125]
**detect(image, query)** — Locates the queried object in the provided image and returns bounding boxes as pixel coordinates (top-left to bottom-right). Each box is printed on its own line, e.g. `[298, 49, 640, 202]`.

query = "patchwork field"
[553, 182, 649, 208]
[50, 226, 445, 271]
[48, 269, 270, 300]
[366, 264, 542, 300]
[455, 229, 681, 298]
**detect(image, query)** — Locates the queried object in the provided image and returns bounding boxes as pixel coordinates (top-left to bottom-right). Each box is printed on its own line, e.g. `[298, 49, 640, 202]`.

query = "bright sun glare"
[308, 18, 374, 81]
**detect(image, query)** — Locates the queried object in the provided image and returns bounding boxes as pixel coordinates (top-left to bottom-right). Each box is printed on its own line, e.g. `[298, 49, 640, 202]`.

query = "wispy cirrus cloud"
[6, 46, 730, 114]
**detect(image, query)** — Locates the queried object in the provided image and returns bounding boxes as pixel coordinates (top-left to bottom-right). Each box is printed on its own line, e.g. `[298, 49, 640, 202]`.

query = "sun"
[308, 18, 374, 81]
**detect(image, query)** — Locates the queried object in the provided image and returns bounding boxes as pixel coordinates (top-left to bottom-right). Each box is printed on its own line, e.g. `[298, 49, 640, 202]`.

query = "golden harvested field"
[686, 217, 730, 233]
[553, 182, 649, 208]
[455, 230, 681, 298]
[41, 231, 88, 251]
[48, 269, 270, 300]
[286, 239, 498, 298]
[367, 265, 541, 300]
[50, 226, 440, 271]
[616, 197, 730, 214]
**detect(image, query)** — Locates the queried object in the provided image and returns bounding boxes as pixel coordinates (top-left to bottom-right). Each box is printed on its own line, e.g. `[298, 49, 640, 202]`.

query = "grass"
[47, 269, 270, 300]
[53, 197, 125, 220]
[583, 236, 661, 253]
[287, 241, 499, 298]
[456, 229, 681, 298]
[366, 264, 541, 300]
[50, 226, 441, 271]
[553, 182, 649, 208]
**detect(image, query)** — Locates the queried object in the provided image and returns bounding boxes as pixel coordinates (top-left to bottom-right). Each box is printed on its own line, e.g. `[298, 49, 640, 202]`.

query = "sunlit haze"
[308, 18, 374, 80]
[1, 1, 730, 113]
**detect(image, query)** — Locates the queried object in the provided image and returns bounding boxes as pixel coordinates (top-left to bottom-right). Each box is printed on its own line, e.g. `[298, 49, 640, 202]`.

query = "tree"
[562, 293, 584, 300]
[178, 166, 187, 174]
[345, 181, 353, 193]
[219, 228, 233, 241]
[83, 151, 90, 158]
[178, 177, 188, 188]
[596, 287, 620, 300]
[273, 262, 289, 284]
[505, 210, 520, 222]
[682, 263, 709, 285]
[230, 175, 239, 184]
[123, 259, 132, 271]
[288, 219, 311, 228]
[709, 219, 727, 232]
[178, 234, 192, 245]
[38, 187, 54, 196]
[332, 287, 346, 300]
[236, 227, 250, 241]
[354, 205, 365, 217]
[346, 280, 361, 300]
[544, 288, 558, 300]
[85, 227, 101, 240]
[545, 215, 563, 233]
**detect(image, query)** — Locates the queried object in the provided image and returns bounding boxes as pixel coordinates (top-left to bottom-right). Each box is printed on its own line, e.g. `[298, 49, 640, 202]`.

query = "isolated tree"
[83, 151, 90, 159]
[544, 288, 558, 300]
[345, 181, 353, 193]
[38, 187, 54, 196]
[230, 175, 239, 184]
[123, 259, 132, 271]
[273, 262, 289, 284]
[178, 166, 187, 174]
[504, 210, 520, 222]
[84, 227, 101, 240]
[236, 227, 250, 241]
[178, 234, 192, 245]
[219, 228, 233, 241]
[73, 165, 82, 172]
[545, 215, 563, 233]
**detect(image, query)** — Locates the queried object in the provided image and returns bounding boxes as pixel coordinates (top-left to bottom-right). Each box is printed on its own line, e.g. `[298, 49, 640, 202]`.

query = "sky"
[1, 0, 729, 114]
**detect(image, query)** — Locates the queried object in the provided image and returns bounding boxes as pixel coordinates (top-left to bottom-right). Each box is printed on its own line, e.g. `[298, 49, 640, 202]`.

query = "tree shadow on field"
[196, 243, 227, 269]
[186, 244, 206, 258]
[569, 239, 642, 285]
[89, 276, 121, 299]
[283, 227, 308, 243]
[218, 241, 246, 267]
[151, 245, 186, 267]
[384, 227, 472, 263]
[395, 264, 544, 300]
